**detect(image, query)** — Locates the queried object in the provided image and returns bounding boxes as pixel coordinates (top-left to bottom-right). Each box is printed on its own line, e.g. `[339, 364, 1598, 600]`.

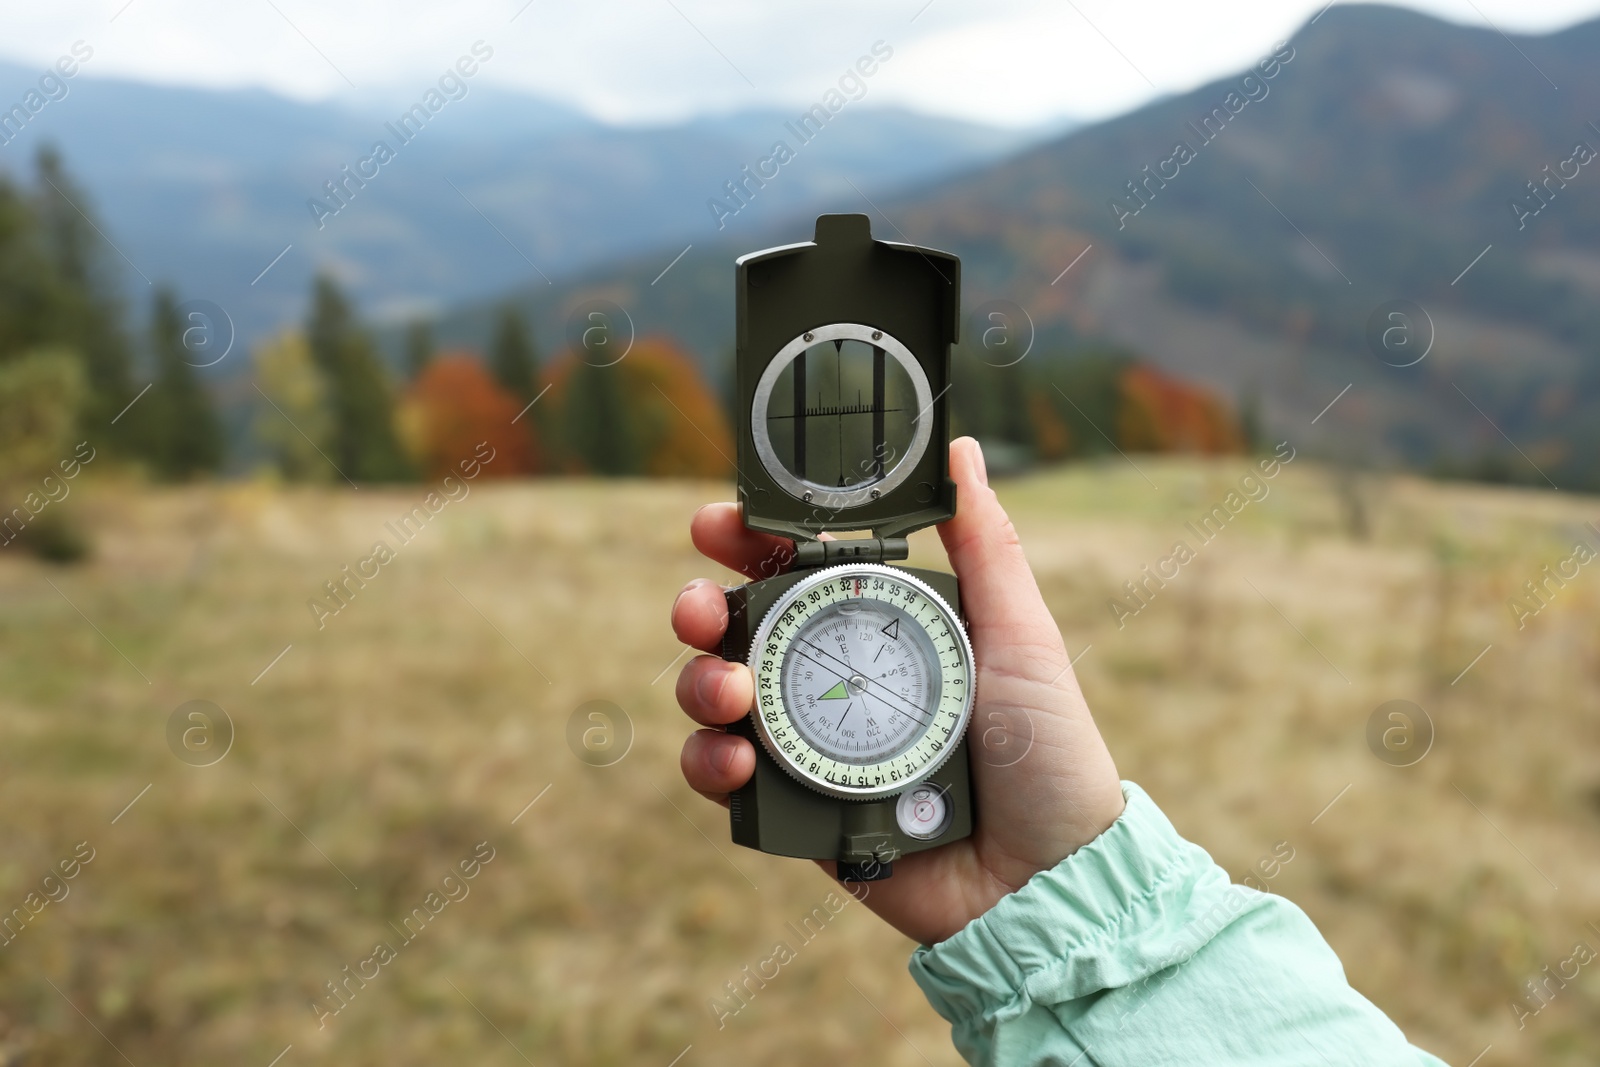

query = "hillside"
[0, 62, 1051, 344]
[0, 463, 1595, 1063]
[438, 5, 1600, 488]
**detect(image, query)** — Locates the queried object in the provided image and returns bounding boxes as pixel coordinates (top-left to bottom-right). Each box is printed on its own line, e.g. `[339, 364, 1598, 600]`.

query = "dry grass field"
[0, 457, 1597, 1065]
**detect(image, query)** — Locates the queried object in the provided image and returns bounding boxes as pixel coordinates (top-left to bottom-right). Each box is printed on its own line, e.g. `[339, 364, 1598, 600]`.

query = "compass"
[719, 213, 972, 881]
[750, 564, 973, 801]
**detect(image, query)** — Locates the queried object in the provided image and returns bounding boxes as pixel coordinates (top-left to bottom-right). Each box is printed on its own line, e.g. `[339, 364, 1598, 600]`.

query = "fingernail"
[697, 664, 727, 707]
[711, 742, 737, 774]
[672, 578, 702, 614]
[973, 440, 989, 487]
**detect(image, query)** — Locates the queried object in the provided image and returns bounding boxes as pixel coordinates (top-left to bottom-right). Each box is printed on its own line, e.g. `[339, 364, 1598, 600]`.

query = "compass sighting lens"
[763, 337, 916, 491]
[749, 324, 935, 509]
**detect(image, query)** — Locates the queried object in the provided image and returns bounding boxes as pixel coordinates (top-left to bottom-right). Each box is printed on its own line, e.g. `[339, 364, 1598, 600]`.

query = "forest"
[0, 146, 1246, 562]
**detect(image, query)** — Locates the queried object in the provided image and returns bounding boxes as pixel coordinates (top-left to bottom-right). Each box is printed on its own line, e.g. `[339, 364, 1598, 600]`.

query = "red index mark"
[854, 578, 861, 597]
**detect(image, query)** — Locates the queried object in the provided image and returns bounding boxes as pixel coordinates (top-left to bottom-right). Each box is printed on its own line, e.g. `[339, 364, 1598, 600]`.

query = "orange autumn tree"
[546, 337, 732, 477]
[1116, 365, 1242, 454]
[397, 352, 538, 478]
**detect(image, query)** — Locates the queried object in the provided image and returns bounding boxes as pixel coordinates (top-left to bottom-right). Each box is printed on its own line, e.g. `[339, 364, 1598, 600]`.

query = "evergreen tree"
[147, 287, 223, 479]
[1238, 385, 1263, 453]
[714, 345, 738, 441]
[1057, 349, 1135, 455]
[31, 146, 140, 445]
[562, 361, 636, 475]
[492, 304, 543, 466]
[995, 363, 1032, 447]
[948, 344, 998, 441]
[490, 305, 539, 402]
[404, 318, 434, 381]
[306, 274, 410, 482]
[0, 177, 54, 358]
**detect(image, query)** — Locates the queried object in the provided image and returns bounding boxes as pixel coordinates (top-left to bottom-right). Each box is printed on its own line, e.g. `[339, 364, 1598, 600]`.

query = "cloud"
[0, 0, 1595, 128]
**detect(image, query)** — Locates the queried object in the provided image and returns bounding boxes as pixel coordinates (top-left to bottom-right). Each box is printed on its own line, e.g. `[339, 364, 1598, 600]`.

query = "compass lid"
[735, 214, 961, 542]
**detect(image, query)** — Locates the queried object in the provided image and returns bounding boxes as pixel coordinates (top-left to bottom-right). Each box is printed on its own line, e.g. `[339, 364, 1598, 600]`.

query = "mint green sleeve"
[909, 782, 1450, 1066]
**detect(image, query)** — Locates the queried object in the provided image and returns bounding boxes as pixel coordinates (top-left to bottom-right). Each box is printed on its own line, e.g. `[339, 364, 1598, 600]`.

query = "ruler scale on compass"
[718, 213, 974, 881]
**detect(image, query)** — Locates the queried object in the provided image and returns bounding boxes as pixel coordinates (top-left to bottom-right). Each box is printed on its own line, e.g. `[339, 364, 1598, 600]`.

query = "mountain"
[0, 63, 1056, 344]
[432, 4, 1600, 488]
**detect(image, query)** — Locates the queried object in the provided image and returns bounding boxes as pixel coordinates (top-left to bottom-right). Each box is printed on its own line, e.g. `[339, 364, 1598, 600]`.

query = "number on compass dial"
[750, 564, 974, 800]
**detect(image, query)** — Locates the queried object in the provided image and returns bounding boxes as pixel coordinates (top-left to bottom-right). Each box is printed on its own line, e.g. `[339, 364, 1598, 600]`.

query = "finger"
[675, 655, 754, 726]
[672, 578, 730, 652]
[680, 729, 756, 797]
[936, 437, 1067, 667]
[691, 503, 797, 580]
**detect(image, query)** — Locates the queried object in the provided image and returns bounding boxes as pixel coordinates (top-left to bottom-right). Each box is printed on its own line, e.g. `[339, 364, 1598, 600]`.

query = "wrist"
[910, 782, 1204, 1019]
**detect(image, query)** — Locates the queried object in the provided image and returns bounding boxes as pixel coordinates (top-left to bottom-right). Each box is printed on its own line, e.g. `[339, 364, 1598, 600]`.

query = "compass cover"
[734, 213, 961, 541]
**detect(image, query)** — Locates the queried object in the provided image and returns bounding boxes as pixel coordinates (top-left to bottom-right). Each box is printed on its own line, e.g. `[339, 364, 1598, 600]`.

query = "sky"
[1, 0, 1597, 128]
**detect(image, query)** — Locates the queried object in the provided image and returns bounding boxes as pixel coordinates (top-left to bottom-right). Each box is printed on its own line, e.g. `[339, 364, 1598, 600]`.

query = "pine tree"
[147, 287, 224, 479]
[490, 305, 539, 402]
[948, 344, 995, 441]
[714, 345, 738, 441]
[1238, 385, 1263, 453]
[306, 274, 410, 482]
[0, 175, 57, 359]
[996, 364, 1032, 448]
[1054, 349, 1135, 457]
[31, 146, 140, 446]
[404, 319, 434, 381]
[562, 361, 636, 475]
[491, 304, 543, 466]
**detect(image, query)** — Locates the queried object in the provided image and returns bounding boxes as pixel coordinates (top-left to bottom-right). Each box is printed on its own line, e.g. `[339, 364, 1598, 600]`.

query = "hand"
[670, 437, 1126, 946]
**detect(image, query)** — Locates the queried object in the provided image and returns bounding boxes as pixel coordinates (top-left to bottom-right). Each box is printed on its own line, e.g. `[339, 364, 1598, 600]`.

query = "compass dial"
[749, 564, 974, 800]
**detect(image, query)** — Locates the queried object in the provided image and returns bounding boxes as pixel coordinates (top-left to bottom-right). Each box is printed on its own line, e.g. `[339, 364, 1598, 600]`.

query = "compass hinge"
[793, 537, 909, 567]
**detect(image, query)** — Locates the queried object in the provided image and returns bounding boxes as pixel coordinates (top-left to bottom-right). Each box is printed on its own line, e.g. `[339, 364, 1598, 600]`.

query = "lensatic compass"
[720, 213, 974, 881]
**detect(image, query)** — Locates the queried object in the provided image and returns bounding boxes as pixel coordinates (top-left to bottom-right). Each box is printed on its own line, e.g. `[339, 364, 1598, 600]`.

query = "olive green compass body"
[719, 214, 974, 881]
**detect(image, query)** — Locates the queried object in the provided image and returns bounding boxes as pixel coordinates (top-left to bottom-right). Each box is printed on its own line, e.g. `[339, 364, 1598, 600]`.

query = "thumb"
[936, 438, 1069, 674]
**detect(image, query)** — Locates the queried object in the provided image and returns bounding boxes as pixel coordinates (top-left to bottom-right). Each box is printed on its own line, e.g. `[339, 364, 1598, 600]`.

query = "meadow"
[0, 456, 1596, 1065]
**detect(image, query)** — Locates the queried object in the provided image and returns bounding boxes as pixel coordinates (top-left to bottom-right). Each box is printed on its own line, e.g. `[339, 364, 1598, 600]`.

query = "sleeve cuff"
[909, 780, 1243, 1030]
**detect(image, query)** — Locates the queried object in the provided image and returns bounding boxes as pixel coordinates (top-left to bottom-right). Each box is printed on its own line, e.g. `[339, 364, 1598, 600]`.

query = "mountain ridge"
[0, 58, 1055, 344]
[430, 3, 1600, 487]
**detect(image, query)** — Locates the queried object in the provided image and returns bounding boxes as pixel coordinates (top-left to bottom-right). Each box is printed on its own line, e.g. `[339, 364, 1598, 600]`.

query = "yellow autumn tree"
[252, 330, 334, 481]
[548, 338, 733, 477]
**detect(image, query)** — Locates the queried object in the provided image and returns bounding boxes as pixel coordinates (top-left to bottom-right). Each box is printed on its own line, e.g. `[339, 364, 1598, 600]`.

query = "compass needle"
[796, 640, 931, 727]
